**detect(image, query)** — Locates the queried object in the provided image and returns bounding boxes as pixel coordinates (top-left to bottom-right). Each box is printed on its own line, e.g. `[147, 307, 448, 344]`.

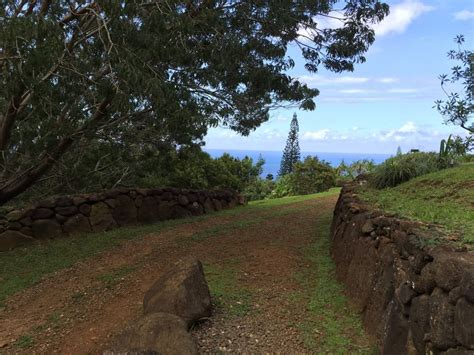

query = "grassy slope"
[360, 163, 474, 246]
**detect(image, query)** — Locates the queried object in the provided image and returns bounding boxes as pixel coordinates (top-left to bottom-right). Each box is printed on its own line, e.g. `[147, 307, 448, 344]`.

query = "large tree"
[0, 1, 388, 205]
[279, 112, 301, 176]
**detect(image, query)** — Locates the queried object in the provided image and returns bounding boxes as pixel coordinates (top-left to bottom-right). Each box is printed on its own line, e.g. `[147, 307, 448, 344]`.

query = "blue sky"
[205, 0, 474, 154]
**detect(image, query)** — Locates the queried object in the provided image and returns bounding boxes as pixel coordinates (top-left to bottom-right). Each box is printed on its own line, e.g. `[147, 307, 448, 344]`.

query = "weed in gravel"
[204, 263, 252, 317]
[14, 335, 34, 349]
[96, 266, 137, 289]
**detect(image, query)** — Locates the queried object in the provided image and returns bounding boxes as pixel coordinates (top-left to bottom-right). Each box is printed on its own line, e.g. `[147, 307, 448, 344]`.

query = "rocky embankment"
[0, 187, 243, 251]
[331, 183, 474, 354]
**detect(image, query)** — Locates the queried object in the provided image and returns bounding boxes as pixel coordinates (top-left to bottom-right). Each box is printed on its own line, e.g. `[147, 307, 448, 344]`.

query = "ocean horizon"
[204, 148, 392, 177]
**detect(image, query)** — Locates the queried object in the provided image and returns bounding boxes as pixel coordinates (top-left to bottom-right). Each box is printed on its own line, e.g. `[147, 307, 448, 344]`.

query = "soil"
[0, 194, 368, 354]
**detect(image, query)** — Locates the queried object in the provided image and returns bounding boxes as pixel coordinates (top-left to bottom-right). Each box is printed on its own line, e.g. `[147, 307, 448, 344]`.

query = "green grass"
[204, 262, 253, 317]
[294, 210, 373, 354]
[13, 335, 34, 349]
[360, 163, 474, 246]
[0, 188, 340, 305]
[96, 265, 137, 289]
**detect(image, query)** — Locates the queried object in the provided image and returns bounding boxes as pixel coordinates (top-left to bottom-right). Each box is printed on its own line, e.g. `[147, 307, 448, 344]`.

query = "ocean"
[205, 149, 391, 177]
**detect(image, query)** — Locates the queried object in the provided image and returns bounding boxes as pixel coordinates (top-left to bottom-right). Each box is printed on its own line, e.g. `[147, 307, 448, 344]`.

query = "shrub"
[270, 175, 295, 199]
[371, 152, 444, 189]
[243, 179, 276, 201]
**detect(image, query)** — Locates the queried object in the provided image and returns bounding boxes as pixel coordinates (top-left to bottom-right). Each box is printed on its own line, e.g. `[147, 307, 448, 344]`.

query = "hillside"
[360, 163, 474, 246]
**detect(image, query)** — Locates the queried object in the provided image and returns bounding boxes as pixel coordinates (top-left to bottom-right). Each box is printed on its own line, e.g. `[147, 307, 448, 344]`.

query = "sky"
[205, 0, 474, 154]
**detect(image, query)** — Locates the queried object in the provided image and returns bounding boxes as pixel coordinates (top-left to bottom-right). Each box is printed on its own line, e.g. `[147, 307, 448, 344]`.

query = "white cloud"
[302, 129, 331, 141]
[398, 121, 418, 133]
[338, 89, 372, 94]
[299, 74, 370, 86]
[372, 1, 434, 37]
[377, 77, 399, 84]
[454, 10, 474, 21]
[387, 88, 419, 94]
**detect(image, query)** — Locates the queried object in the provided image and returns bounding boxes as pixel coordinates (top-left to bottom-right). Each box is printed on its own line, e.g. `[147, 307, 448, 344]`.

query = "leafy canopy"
[0, 1, 388, 204]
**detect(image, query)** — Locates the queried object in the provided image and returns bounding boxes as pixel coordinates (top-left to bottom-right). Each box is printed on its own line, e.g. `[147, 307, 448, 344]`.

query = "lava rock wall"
[331, 184, 474, 354]
[0, 187, 244, 251]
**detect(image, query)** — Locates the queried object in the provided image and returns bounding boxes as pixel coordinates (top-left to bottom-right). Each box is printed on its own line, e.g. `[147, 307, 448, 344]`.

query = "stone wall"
[331, 183, 474, 355]
[0, 187, 244, 251]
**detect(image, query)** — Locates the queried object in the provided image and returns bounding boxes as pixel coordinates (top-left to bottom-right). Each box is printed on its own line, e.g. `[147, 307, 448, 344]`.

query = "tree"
[289, 156, 336, 194]
[0, 1, 388, 205]
[396, 146, 402, 156]
[279, 113, 301, 176]
[435, 35, 473, 134]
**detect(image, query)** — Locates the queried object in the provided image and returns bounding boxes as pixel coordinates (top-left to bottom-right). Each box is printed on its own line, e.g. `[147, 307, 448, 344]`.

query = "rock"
[32, 219, 62, 239]
[106, 313, 197, 355]
[112, 195, 137, 226]
[55, 206, 78, 216]
[6, 210, 23, 221]
[8, 222, 22, 230]
[361, 220, 375, 234]
[79, 204, 91, 216]
[104, 199, 117, 209]
[37, 198, 56, 208]
[203, 198, 214, 214]
[460, 269, 474, 303]
[454, 298, 474, 349]
[143, 257, 212, 327]
[171, 205, 193, 219]
[72, 196, 87, 206]
[20, 227, 33, 236]
[137, 197, 159, 224]
[55, 196, 73, 207]
[188, 202, 203, 216]
[19, 217, 32, 226]
[63, 214, 91, 235]
[398, 282, 417, 305]
[31, 208, 55, 220]
[429, 288, 457, 350]
[213, 199, 223, 211]
[410, 295, 431, 354]
[382, 300, 409, 355]
[178, 195, 189, 206]
[429, 252, 473, 292]
[0, 231, 34, 251]
[55, 214, 68, 224]
[89, 202, 116, 232]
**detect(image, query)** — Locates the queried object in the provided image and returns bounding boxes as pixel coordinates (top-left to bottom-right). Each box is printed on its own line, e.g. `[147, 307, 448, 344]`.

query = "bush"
[270, 175, 295, 198]
[290, 156, 336, 194]
[243, 179, 276, 201]
[371, 152, 445, 189]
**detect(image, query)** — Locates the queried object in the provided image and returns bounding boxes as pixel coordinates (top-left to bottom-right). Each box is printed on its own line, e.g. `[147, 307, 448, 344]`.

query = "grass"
[96, 265, 137, 289]
[13, 335, 34, 349]
[360, 163, 474, 246]
[0, 188, 340, 305]
[204, 262, 253, 317]
[294, 209, 373, 354]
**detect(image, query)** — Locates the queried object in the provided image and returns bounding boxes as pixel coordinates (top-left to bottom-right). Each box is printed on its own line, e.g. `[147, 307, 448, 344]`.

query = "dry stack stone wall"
[0, 187, 244, 251]
[331, 183, 474, 355]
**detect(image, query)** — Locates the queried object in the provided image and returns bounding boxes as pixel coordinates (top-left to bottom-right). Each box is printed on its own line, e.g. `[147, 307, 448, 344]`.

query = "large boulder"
[143, 257, 212, 327]
[32, 219, 62, 239]
[63, 214, 91, 235]
[454, 298, 474, 349]
[112, 194, 137, 226]
[89, 202, 116, 232]
[105, 313, 197, 355]
[0, 230, 34, 251]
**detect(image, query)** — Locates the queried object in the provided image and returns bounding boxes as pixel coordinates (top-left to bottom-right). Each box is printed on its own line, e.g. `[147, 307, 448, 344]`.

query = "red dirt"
[0, 195, 351, 354]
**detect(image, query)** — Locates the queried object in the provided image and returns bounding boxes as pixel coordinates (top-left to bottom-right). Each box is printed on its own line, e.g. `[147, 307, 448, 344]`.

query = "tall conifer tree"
[279, 113, 301, 176]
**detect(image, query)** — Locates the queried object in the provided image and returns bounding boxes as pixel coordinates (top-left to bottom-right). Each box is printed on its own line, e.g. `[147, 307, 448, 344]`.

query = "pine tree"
[279, 113, 301, 176]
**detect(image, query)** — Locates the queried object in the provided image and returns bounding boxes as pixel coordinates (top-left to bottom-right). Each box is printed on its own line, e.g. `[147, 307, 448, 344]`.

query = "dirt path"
[0, 193, 372, 354]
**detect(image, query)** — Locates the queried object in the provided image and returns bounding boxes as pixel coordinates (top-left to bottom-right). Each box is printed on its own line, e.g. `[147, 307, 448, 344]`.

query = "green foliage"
[279, 113, 301, 176]
[371, 152, 445, 189]
[243, 179, 276, 202]
[435, 35, 473, 134]
[271, 174, 296, 198]
[0, 1, 389, 204]
[336, 159, 376, 180]
[290, 156, 336, 195]
[361, 163, 474, 246]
